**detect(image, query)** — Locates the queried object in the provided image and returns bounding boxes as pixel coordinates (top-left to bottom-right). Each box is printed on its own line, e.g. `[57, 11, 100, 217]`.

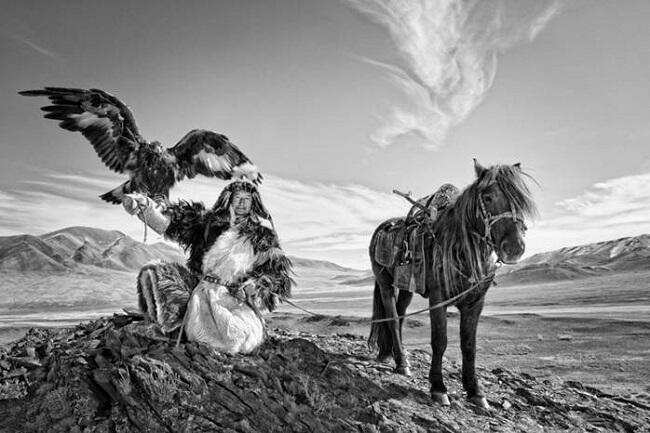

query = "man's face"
[231, 191, 253, 217]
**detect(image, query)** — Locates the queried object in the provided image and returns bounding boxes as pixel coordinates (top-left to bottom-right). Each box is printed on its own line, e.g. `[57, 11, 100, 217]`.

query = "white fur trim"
[184, 282, 264, 354]
[202, 228, 256, 282]
[232, 162, 259, 181]
[259, 218, 273, 230]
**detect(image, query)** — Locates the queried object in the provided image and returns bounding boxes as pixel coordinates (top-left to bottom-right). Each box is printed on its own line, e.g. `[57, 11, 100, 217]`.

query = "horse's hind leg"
[396, 289, 413, 341]
[370, 269, 393, 363]
[459, 298, 489, 409]
[429, 305, 449, 406]
[395, 289, 414, 376]
[379, 284, 411, 376]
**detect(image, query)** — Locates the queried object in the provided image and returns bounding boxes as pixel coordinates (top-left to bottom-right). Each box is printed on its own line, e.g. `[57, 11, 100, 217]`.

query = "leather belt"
[203, 274, 236, 288]
[202, 274, 267, 336]
[203, 274, 246, 301]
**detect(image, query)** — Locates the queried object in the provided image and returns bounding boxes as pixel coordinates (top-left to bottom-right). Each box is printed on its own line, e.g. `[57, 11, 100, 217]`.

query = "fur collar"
[164, 200, 280, 274]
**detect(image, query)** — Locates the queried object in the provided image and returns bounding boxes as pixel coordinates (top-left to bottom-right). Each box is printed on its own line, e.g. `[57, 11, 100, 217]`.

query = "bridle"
[477, 190, 526, 255]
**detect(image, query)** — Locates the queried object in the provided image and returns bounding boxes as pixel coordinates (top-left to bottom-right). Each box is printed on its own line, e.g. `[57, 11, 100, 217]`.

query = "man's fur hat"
[212, 180, 273, 223]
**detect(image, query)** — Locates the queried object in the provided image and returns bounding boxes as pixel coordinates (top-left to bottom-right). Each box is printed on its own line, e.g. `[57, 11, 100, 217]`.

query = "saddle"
[374, 184, 460, 297]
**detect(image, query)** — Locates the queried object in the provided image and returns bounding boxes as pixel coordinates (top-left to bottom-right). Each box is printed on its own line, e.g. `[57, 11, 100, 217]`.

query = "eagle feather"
[20, 87, 262, 204]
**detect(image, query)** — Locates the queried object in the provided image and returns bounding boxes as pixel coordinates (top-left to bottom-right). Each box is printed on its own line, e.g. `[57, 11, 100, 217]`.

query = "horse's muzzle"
[498, 238, 525, 264]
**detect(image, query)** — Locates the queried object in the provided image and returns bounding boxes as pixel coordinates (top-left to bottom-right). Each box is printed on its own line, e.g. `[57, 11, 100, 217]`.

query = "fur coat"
[162, 200, 293, 311]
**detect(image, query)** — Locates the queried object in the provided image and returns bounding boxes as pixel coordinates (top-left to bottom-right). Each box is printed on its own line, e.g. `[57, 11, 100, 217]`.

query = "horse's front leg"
[429, 305, 449, 406]
[380, 288, 410, 376]
[459, 298, 489, 408]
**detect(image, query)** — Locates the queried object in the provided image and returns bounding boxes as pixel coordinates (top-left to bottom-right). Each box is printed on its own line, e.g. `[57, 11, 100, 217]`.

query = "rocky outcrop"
[1, 315, 648, 432]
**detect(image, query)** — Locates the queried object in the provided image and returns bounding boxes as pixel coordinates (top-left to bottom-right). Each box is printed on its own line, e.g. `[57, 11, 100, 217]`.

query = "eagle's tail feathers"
[100, 181, 133, 204]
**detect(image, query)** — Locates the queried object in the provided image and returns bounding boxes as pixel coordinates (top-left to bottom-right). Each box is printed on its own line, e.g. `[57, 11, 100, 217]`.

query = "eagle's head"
[151, 141, 164, 153]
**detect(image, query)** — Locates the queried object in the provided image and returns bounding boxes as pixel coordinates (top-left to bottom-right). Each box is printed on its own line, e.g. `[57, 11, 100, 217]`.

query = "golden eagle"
[20, 87, 262, 204]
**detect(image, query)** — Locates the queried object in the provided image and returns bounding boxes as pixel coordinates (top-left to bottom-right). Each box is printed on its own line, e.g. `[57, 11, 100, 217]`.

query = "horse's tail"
[368, 279, 392, 357]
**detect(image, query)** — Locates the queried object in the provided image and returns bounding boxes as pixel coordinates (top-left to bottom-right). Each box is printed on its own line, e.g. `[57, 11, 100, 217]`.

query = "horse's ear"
[473, 158, 486, 178]
[513, 162, 522, 170]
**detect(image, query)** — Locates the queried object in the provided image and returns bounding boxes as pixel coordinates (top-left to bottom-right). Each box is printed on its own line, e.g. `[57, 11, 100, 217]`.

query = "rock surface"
[1, 315, 648, 432]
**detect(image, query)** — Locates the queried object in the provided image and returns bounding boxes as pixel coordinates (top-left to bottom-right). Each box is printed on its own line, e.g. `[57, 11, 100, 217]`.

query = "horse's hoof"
[431, 392, 450, 406]
[395, 365, 412, 377]
[468, 395, 490, 409]
[376, 354, 391, 363]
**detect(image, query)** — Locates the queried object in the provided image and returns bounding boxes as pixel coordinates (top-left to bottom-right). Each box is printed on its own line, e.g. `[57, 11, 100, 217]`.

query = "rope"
[135, 200, 149, 243]
[368, 275, 491, 324]
[276, 295, 324, 316]
[272, 271, 495, 324]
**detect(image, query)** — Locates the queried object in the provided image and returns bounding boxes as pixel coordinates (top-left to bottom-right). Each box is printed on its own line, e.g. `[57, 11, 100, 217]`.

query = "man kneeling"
[123, 181, 293, 354]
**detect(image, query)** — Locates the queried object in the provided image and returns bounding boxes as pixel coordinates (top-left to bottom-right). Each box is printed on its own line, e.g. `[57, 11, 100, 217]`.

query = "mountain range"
[0, 226, 185, 273]
[497, 234, 650, 286]
[2, 227, 649, 283]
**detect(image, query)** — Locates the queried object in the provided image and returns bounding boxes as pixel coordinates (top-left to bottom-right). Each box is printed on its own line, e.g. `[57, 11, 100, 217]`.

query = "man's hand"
[241, 281, 257, 298]
[123, 193, 150, 216]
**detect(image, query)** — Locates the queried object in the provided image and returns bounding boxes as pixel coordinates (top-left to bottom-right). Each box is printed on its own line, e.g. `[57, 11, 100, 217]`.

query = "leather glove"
[123, 193, 150, 216]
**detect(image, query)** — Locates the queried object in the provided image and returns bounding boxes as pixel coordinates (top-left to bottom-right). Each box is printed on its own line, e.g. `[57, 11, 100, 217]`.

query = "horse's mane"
[432, 164, 537, 298]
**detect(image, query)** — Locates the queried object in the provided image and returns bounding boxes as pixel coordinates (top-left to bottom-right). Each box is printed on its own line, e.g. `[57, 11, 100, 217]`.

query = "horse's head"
[473, 159, 537, 264]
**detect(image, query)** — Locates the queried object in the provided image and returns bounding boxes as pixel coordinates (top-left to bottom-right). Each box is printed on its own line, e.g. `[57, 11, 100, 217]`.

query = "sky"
[1, 0, 649, 269]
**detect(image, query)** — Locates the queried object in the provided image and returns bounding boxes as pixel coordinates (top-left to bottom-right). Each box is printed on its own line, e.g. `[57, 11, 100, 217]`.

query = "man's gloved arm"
[122, 193, 171, 235]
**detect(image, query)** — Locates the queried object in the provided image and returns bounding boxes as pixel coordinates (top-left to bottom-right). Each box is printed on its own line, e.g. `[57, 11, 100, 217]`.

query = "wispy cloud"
[527, 172, 650, 254]
[17, 37, 59, 59]
[346, 0, 560, 149]
[7, 33, 59, 59]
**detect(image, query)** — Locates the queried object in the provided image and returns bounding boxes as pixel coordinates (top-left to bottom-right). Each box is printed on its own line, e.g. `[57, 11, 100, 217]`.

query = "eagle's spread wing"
[19, 87, 144, 174]
[169, 129, 262, 184]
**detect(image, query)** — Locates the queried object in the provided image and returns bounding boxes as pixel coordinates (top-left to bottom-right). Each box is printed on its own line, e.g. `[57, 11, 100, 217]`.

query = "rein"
[369, 270, 496, 324]
[270, 267, 497, 323]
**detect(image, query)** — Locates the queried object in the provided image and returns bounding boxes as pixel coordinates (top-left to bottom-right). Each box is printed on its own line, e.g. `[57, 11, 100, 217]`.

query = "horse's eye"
[483, 195, 492, 204]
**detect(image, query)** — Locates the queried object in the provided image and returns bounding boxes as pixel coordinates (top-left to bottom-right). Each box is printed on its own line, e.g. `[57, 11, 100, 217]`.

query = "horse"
[368, 159, 537, 408]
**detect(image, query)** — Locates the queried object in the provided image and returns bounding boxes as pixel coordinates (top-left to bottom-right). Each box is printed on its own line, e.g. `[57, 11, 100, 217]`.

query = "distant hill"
[289, 256, 359, 273]
[332, 271, 374, 286]
[498, 234, 650, 285]
[0, 226, 185, 273]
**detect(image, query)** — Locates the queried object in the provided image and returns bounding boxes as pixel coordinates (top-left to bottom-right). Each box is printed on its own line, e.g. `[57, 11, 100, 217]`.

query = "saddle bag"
[392, 226, 430, 297]
[373, 221, 406, 268]
[393, 262, 413, 291]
